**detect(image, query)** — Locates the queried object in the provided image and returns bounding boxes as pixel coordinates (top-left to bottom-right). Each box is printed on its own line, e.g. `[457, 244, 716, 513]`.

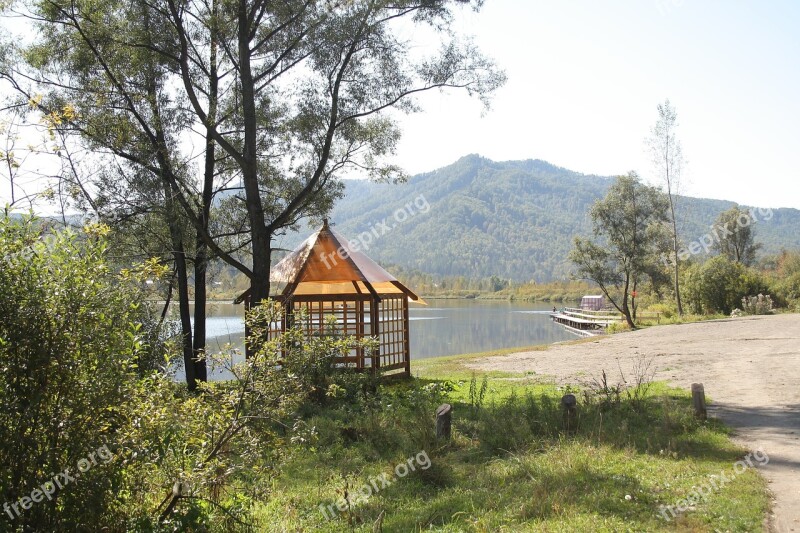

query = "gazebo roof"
[236, 220, 423, 303]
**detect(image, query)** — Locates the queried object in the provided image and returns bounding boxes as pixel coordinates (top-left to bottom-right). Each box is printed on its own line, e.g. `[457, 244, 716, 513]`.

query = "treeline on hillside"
[379, 265, 595, 301]
[322, 155, 800, 283]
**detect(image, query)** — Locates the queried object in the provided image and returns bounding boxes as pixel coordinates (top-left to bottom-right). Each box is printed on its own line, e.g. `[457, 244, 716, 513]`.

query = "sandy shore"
[465, 314, 800, 532]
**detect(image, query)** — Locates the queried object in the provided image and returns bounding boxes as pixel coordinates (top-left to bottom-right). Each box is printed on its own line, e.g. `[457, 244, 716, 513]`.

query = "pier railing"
[562, 307, 623, 322]
[551, 307, 662, 337]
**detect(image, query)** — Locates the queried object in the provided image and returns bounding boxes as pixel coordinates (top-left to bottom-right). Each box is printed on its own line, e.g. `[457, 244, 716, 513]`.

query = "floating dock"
[550, 307, 623, 337]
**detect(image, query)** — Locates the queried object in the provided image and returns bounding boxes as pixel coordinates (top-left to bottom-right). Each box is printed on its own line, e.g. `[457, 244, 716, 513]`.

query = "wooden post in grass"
[691, 383, 707, 420]
[436, 403, 452, 440]
[561, 394, 577, 433]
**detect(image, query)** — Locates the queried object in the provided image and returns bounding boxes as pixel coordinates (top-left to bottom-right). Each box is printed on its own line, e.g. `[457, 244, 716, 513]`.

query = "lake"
[180, 299, 576, 380]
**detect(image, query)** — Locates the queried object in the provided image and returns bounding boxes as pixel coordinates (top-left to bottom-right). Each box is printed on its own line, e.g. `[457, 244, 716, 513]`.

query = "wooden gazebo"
[235, 220, 423, 376]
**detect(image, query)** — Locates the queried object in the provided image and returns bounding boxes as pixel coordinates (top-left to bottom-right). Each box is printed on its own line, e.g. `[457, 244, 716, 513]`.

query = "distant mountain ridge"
[279, 155, 800, 282]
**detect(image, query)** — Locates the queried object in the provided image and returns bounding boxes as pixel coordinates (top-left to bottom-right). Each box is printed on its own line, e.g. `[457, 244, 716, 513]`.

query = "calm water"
[178, 300, 576, 380]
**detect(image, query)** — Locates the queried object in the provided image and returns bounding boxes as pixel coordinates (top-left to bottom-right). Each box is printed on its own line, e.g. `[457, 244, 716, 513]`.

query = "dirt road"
[465, 314, 800, 532]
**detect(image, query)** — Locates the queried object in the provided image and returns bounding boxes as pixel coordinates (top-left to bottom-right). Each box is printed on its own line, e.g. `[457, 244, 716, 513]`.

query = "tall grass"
[253, 374, 769, 532]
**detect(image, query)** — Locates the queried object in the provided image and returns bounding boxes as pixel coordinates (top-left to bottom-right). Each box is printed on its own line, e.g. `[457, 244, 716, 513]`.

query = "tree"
[569, 172, 670, 328]
[0, 0, 256, 388]
[647, 99, 686, 315]
[773, 250, 800, 303]
[712, 206, 761, 266]
[3, 0, 504, 359]
[161, 0, 505, 309]
[2, 4, 199, 388]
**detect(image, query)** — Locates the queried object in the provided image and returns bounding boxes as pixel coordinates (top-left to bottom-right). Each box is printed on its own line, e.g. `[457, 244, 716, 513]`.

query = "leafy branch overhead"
[2, 0, 505, 308]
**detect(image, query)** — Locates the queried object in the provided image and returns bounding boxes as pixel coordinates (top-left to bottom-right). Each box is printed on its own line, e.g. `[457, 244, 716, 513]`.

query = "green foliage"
[646, 302, 675, 320]
[0, 216, 774, 531]
[121, 303, 381, 529]
[606, 321, 632, 334]
[10, 0, 506, 323]
[257, 374, 769, 532]
[0, 216, 160, 530]
[467, 373, 488, 412]
[0, 217, 384, 531]
[683, 256, 769, 315]
[712, 206, 762, 266]
[474, 391, 563, 453]
[117, 341, 310, 531]
[770, 250, 800, 304]
[266, 310, 379, 407]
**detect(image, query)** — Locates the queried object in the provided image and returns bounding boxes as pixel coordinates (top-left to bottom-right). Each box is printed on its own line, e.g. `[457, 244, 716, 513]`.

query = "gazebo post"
[402, 297, 411, 376]
[370, 295, 380, 373]
[357, 299, 365, 370]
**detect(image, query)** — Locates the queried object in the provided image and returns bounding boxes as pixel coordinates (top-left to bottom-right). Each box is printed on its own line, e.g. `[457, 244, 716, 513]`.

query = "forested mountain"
[274, 155, 800, 282]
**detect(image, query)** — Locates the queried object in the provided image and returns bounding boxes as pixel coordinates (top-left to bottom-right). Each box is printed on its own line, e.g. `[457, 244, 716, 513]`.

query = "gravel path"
[465, 314, 800, 532]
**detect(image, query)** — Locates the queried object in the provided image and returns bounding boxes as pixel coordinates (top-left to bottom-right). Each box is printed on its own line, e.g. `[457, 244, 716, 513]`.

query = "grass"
[251, 356, 771, 532]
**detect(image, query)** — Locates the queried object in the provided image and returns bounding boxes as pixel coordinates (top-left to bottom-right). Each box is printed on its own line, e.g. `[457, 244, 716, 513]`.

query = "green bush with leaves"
[117, 302, 387, 530]
[0, 217, 161, 531]
[771, 250, 800, 306]
[683, 256, 769, 315]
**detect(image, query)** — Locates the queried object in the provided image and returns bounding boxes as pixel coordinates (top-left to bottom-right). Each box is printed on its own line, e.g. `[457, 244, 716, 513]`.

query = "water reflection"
[175, 300, 575, 380]
[408, 300, 575, 358]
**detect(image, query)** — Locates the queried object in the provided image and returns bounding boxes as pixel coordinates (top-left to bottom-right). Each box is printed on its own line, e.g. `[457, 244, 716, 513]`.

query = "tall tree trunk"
[238, 1, 272, 346]
[193, 190, 210, 382]
[664, 132, 683, 317]
[192, 2, 219, 382]
[669, 197, 683, 315]
[192, 261, 208, 382]
[164, 182, 196, 390]
[142, 4, 199, 388]
[621, 273, 635, 329]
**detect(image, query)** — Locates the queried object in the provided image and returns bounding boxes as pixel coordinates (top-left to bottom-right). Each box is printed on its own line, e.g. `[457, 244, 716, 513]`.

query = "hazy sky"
[393, 0, 800, 209]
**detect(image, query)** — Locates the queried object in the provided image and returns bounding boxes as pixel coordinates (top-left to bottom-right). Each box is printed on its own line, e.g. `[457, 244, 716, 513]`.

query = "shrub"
[0, 217, 159, 530]
[683, 256, 769, 315]
[770, 250, 800, 305]
[606, 321, 631, 334]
